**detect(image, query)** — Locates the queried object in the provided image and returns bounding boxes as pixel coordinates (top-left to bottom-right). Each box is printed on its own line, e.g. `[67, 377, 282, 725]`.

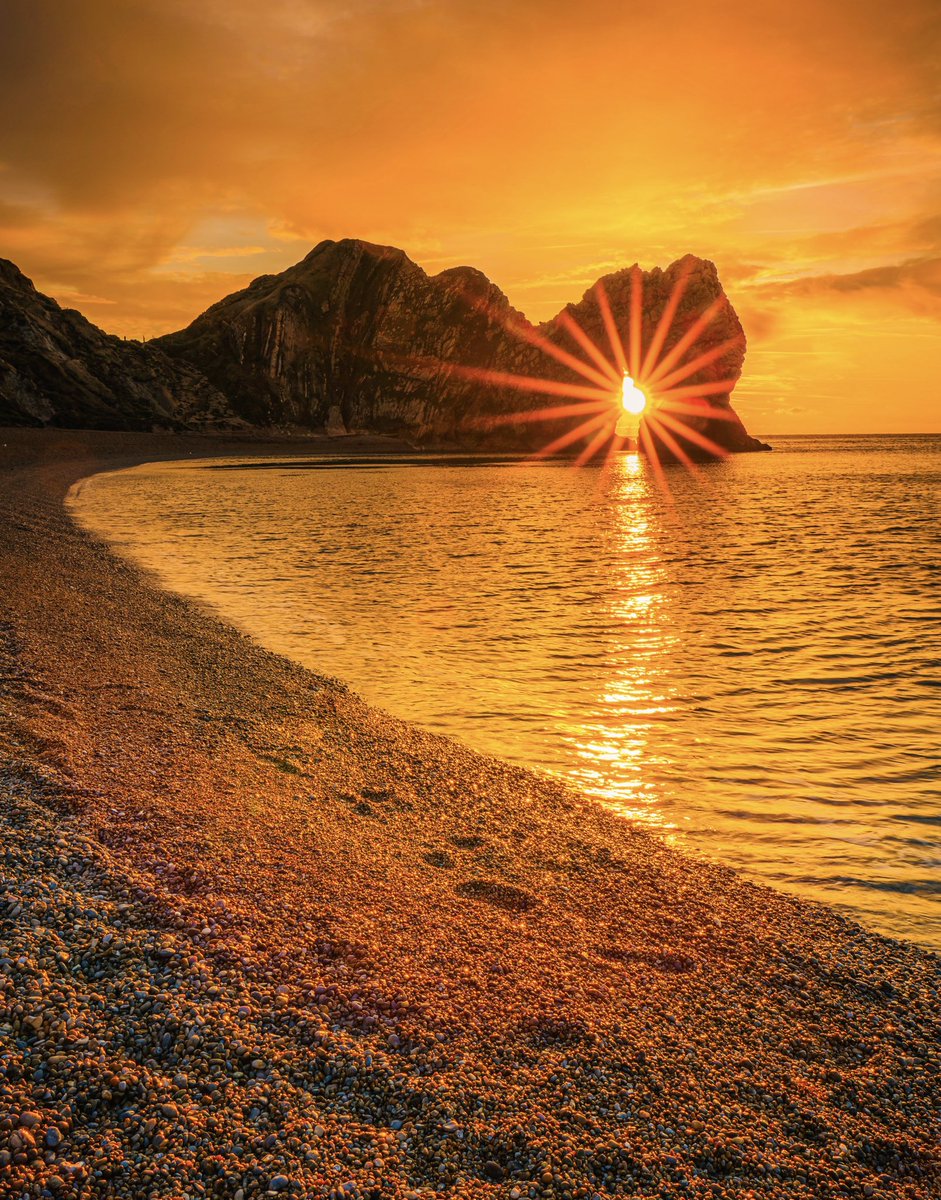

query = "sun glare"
[621, 373, 647, 415]
[447, 258, 741, 484]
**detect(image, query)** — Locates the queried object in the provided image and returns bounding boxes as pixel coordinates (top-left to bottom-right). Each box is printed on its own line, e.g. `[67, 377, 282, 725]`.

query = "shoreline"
[1, 428, 939, 1199]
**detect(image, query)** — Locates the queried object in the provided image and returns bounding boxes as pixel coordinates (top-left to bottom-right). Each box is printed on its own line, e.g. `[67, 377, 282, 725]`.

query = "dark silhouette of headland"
[1, 242, 768, 457]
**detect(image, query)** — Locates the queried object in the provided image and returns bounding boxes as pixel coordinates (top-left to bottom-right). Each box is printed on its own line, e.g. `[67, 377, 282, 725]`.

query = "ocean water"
[69, 435, 941, 949]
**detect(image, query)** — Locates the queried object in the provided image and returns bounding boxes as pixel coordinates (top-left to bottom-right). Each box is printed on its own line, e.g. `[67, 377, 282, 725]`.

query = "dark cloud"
[735, 305, 780, 342]
[0, 0, 262, 205]
[2, 0, 938, 213]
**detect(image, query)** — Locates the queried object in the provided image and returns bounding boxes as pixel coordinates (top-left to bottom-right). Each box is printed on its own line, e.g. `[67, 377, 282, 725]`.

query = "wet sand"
[1, 428, 938, 1200]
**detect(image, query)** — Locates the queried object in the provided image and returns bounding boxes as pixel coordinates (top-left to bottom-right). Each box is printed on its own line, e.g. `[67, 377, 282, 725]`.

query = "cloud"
[2, 0, 939, 220]
[788, 258, 941, 295]
[749, 257, 941, 320]
[734, 306, 780, 343]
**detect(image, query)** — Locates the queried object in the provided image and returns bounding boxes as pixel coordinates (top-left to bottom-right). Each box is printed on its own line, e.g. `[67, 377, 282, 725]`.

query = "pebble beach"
[1, 428, 939, 1200]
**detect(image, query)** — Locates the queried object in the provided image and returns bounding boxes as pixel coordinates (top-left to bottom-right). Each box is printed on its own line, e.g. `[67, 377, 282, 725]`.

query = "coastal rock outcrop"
[158, 239, 768, 454]
[157, 242, 537, 443]
[0, 259, 236, 431]
[1, 242, 769, 455]
[552, 255, 770, 457]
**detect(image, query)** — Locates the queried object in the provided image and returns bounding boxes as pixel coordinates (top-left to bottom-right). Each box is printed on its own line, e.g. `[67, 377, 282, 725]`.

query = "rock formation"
[1, 242, 769, 455]
[156, 239, 767, 455]
[0, 259, 236, 431]
[156, 241, 540, 444]
[547, 255, 769, 458]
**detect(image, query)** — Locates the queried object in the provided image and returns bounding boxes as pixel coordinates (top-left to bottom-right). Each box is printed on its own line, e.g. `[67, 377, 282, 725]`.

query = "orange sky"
[1, 0, 939, 433]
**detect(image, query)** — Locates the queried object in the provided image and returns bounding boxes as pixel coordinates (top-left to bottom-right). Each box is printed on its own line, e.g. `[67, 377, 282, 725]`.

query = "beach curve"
[1, 428, 938, 1200]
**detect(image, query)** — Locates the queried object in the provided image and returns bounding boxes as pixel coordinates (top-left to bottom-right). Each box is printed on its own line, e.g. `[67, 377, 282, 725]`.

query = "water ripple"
[69, 434, 941, 949]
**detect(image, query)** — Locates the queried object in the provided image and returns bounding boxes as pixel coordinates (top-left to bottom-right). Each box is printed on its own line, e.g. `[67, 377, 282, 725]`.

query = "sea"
[68, 434, 941, 950]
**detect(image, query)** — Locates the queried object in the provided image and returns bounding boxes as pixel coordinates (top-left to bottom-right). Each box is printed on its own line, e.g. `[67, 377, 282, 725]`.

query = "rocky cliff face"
[156, 241, 540, 443]
[545, 254, 767, 458]
[1, 242, 768, 455]
[0, 259, 235, 431]
[157, 239, 767, 454]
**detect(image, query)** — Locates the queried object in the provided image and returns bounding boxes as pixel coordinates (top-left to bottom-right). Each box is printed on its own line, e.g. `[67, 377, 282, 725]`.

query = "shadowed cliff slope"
[0, 260, 236, 431]
[159, 240, 532, 440]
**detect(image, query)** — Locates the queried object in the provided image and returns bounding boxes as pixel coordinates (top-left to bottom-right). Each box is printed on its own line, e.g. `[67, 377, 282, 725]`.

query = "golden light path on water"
[563, 455, 680, 830]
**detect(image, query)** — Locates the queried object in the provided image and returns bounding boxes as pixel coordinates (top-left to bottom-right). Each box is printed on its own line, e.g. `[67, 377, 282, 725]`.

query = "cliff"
[0, 259, 236, 431]
[157, 239, 766, 455]
[156, 240, 550, 445]
[549, 254, 767, 458]
[1, 242, 768, 455]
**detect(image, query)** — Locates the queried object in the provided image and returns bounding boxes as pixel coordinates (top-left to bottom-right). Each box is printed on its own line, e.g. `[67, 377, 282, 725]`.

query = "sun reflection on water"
[563, 454, 680, 829]
[70, 441, 941, 948]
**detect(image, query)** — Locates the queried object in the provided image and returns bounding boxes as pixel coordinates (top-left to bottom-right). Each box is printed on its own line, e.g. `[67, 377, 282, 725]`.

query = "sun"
[620, 373, 647, 415]
[445, 256, 743, 480]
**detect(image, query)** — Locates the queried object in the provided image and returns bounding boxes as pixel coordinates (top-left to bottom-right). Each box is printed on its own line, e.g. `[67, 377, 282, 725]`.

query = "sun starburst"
[450, 262, 745, 493]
